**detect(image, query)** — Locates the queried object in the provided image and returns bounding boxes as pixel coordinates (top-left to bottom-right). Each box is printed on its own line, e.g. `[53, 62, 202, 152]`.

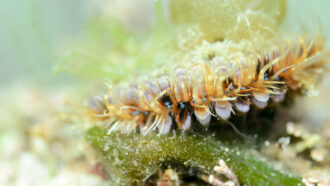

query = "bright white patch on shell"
[234, 100, 250, 113]
[253, 92, 269, 102]
[182, 114, 192, 131]
[252, 98, 268, 109]
[194, 109, 211, 126]
[271, 90, 286, 103]
[215, 101, 232, 120]
[157, 116, 172, 135]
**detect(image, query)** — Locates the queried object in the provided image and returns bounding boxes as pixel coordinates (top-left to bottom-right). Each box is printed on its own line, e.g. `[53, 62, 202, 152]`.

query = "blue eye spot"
[144, 111, 148, 116]
[133, 110, 140, 115]
[230, 85, 234, 90]
[202, 98, 207, 102]
[264, 72, 269, 80]
[167, 105, 172, 109]
[165, 101, 170, 105]
[241, 86, 246, 90]
[275, 77, 280, 81]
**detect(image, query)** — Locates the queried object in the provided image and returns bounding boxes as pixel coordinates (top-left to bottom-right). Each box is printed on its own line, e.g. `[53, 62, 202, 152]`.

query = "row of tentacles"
[89, 35, 328, 135]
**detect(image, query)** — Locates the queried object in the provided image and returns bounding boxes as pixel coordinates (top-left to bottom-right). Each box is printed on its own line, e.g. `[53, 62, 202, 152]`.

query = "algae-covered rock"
[87, 126, 302, 185]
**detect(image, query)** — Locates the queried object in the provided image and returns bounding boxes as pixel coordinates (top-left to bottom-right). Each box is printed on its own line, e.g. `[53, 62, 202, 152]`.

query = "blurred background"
[0, 0, 329, 185]
[0, 0, 87, 85]
[0, 0, 329, 85]
[0, 0, 154, 86]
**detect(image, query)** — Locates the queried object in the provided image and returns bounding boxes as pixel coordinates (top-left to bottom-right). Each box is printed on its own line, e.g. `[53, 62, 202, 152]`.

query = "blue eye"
[264, 72, 269, 80]
[241, 86, 246, 90]
[202, 98, 207, 102]
[133, 110, 140, 115]
[179, 102, 185, 109]
[165, 101, 170, 105]
[144, 111, 148, 116]
[167, 105, 172, 109]
[230, 85, 234, 90]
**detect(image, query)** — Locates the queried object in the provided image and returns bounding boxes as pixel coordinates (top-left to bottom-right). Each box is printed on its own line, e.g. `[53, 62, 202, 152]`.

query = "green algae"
[87, 126, 303, 185]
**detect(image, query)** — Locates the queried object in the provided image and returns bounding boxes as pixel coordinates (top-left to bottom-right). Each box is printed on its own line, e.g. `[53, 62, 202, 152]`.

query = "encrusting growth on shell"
[88, 34, 329, 135]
